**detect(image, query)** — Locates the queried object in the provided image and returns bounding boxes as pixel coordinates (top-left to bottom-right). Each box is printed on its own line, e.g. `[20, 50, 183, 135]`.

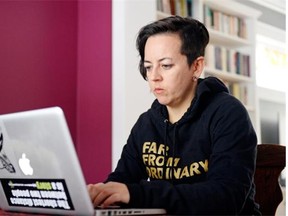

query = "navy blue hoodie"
[106, 77, 260, 215]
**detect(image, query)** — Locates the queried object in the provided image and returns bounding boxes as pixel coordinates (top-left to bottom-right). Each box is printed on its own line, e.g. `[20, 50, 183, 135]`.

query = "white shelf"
[203, 0, 261, 19]
[245, 105, 255, 112]
[156, 11, 169, 20]
[204, 67, 253, 83]
[155, 0, 261, 137]
[208, 28, 251, 47]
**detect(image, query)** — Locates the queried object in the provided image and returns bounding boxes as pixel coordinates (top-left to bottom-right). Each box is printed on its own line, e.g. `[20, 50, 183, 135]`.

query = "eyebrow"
[144, 57, 172, 64]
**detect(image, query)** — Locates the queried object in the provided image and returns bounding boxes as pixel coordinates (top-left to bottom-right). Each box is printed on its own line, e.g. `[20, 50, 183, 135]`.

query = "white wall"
[256, 21, 287, 145]
[112, 0, 156, 169]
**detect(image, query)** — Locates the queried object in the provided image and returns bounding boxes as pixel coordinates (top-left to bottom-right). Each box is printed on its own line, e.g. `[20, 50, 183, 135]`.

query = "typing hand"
[87, 182, 130, 208]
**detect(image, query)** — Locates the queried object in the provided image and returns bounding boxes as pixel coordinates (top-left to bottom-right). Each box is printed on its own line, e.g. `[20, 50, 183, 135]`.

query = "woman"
[88, 16, 260, 215]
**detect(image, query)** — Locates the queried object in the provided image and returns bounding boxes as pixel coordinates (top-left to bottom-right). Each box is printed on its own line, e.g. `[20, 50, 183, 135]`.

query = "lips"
[154, 88, 164, 94]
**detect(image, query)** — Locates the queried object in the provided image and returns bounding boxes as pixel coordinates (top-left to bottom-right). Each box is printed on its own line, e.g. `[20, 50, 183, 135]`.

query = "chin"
[156, 99, 169, 106]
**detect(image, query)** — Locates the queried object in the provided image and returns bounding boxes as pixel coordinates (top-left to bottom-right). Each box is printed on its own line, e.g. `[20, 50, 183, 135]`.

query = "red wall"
[0, 1, 111, 183]
[77, 1, 112, 183]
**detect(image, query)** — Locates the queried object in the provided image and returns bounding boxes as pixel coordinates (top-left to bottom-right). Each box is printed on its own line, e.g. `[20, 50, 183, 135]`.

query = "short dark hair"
[136, 16, 209, 80]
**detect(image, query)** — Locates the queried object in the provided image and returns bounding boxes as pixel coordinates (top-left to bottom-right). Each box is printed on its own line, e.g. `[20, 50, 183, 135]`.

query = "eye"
[144, 65, 152, 72]
[161, 64, 173, 70]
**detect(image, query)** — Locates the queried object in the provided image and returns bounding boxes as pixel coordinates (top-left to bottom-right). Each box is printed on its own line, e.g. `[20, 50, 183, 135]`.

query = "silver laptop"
[0, 107, 166, 216]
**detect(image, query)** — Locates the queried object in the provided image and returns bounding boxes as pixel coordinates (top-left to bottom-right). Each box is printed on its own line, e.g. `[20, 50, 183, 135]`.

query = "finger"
[87, 184, 97, 200]
[93, 186, 112, 207]
[101, 193, 121, 208]
[105, 182, 130, 204]
[87, 183, 105, 206]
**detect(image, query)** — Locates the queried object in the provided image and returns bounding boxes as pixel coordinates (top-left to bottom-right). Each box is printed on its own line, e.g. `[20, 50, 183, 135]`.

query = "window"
[256, 34, 287, 92]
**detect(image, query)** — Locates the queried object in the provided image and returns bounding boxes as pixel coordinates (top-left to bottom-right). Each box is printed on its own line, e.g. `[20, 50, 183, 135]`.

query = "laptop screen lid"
[0, 107, 166, 216]
[0, 107, 94, 215]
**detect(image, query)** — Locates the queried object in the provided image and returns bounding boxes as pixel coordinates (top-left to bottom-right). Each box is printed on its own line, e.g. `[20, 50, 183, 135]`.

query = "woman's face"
[144, 33, 198, 109]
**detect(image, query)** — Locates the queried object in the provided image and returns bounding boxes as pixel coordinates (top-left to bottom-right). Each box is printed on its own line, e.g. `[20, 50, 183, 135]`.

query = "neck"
[167, 96, 194, 124]
[167, 109, 185, 124]
[166, 82, 198, 124]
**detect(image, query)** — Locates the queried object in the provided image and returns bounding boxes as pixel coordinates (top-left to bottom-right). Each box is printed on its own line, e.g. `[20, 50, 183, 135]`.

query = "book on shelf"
[156, 0, 193, 17]
[205, 44, 250, 77]
[203, 4, 247, 39]
[225, 82, 248, 106]
[156, 1, 252, 105]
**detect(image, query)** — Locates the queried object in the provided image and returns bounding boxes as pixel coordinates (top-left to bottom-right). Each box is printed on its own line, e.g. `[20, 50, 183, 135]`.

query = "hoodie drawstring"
[171, 123, 178, 183]
[163, 119, 178, 183]
[164, 119, 169, 180]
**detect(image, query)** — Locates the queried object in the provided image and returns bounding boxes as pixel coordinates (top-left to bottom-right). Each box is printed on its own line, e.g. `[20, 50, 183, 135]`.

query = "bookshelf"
[156, 0, 261, 137]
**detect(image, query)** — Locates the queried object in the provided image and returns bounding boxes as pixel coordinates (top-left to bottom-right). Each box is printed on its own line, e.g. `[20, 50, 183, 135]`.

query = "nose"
[148, 66, 162, 81]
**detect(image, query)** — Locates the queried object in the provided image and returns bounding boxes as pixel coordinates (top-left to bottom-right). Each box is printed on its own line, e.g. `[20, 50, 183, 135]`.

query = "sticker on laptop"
[0, 132, 16, 173]
[0, 178, 74, 210]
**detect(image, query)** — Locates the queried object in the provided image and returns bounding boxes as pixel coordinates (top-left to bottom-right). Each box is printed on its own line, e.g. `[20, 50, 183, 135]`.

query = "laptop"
[0, 107, 166, 215]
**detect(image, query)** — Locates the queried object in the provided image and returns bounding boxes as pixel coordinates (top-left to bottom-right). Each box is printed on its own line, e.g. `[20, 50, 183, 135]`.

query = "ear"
[192, 56, 204, 78]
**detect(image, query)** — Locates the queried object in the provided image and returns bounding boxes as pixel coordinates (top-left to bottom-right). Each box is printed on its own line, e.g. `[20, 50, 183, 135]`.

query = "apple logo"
[18, 153, 33, 175]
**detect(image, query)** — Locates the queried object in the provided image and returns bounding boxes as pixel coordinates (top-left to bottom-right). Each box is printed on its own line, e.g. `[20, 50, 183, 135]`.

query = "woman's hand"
[87, 182, 130, 208]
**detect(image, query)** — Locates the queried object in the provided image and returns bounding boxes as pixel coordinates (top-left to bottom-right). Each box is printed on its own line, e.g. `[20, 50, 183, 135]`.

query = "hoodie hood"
[150, 76, 229, 124]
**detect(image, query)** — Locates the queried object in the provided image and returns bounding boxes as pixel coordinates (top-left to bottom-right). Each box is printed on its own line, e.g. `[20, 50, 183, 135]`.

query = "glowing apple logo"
[18, 153, 33, 175]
